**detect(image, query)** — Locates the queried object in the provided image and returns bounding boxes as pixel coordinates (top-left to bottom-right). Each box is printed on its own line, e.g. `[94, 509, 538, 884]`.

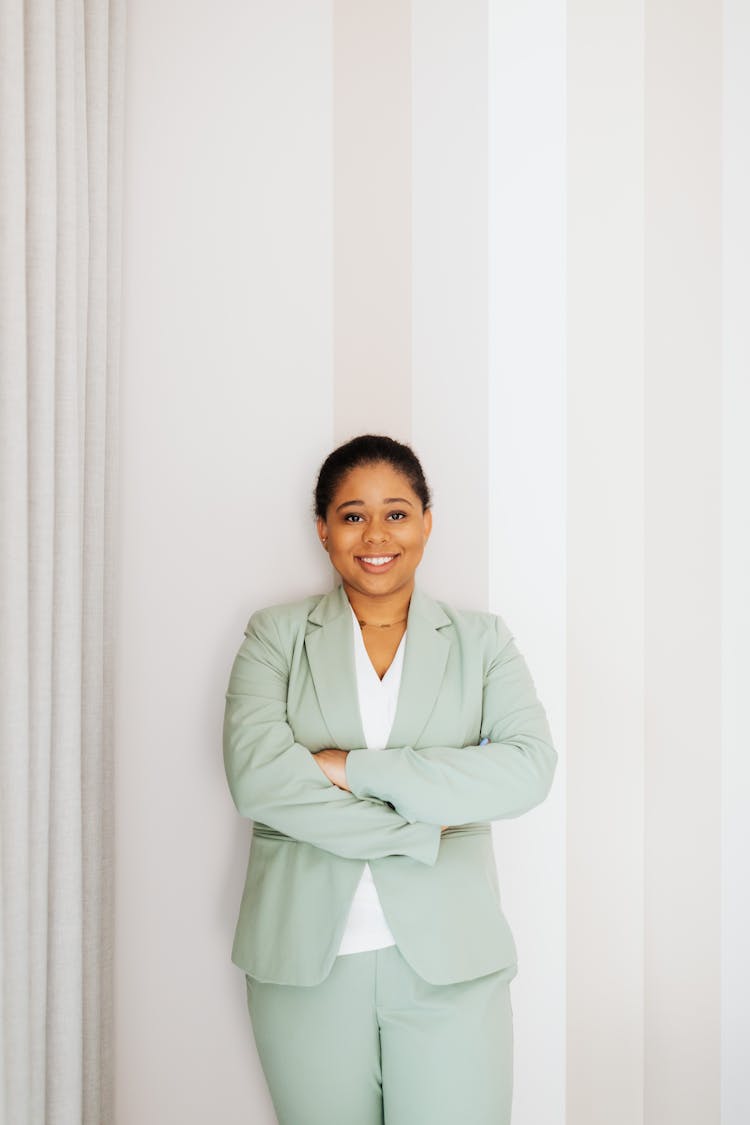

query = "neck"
[343, 579, 414, 627]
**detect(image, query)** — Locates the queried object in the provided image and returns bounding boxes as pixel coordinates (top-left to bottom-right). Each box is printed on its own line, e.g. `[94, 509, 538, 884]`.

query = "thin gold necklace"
[357, 617, 407, 629]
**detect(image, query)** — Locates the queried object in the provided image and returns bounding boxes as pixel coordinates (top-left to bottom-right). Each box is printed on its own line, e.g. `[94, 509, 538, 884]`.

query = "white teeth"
[360, 556, 395, 566]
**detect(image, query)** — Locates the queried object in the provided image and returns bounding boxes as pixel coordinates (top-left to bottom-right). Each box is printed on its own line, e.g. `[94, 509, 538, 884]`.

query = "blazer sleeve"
[222, 608, 442, 865]
[344, 615, 558, 826]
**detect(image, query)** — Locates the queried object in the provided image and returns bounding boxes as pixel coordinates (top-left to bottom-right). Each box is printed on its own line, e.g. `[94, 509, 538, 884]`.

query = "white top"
[335, 604, 407, 956]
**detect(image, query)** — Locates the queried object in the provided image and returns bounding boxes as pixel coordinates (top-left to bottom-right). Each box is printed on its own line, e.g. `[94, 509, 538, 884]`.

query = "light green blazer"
[222, 581, 557, 987]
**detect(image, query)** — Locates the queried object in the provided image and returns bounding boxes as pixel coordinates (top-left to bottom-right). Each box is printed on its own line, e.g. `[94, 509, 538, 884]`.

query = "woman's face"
[316, 461, 432, 602]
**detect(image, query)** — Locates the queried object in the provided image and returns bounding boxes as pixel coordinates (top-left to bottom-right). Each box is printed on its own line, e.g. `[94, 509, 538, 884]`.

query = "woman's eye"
[343, 511, 407, 523]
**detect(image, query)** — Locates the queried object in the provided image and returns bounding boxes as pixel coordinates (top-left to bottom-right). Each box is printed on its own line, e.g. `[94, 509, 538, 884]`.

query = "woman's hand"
[312, 748, 351, 791]
[313, 749, 450, 829]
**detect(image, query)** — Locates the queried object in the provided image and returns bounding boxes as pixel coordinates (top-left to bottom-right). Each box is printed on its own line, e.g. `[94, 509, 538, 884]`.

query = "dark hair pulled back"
[314, 434, 432, 520]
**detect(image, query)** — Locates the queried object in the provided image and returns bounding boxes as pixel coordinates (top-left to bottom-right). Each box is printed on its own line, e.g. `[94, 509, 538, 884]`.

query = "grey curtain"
[0, 2, 125, 1122]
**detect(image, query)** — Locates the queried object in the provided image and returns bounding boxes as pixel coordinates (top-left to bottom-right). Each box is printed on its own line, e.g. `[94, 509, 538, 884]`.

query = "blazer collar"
[304, 582, 452, 752]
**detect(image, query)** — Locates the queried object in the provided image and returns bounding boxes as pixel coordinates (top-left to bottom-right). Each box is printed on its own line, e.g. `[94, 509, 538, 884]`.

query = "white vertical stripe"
[721, 2, 750, 1122]
[411, 0, 489, 607]
[488, 2, 566, 1123]
[644, 1, 722, 1121]
[567, 2, 645, 1122]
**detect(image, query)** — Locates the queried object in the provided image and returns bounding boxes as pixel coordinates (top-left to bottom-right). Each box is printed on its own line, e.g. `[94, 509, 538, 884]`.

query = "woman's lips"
[355, 554, 398, 575]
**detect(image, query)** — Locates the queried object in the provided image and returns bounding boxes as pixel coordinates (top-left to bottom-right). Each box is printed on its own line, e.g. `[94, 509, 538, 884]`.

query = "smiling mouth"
[355, 554, 398, 569]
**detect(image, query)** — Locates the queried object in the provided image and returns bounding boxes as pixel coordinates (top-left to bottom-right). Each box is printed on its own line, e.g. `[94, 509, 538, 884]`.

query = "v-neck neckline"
[350, 604, 407, 684]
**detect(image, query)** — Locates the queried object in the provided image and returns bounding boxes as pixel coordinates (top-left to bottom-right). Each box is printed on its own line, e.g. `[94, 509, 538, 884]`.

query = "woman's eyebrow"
[335, 497, 414, 512]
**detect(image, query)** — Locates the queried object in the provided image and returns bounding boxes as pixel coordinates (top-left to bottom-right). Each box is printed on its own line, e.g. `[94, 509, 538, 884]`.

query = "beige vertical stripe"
[333, 0, 411, 443]
[567, 3, 645, 1123]
[411, 0, 488, 608]
[722, 3, 750, 1120]
[644, 1, 722, 1121]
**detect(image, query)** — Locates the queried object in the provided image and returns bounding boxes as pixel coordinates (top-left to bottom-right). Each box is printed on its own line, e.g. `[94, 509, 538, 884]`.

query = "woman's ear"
[316, 515, 329, 550]
[423, 507, 433, 544]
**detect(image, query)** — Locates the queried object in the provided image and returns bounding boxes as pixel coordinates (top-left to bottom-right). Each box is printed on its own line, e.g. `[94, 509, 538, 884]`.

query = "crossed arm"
[223, 609, 557, 865]
[312, 616, 557, 826]
[310, 750, 448, 831]
[222, 609, 442, 865]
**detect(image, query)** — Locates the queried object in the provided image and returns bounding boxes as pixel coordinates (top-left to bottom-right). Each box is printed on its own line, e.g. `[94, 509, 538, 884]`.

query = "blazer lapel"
[387, 585, 452, 749]
[304, 582, 452, 752]
[304, 584, 366, 750]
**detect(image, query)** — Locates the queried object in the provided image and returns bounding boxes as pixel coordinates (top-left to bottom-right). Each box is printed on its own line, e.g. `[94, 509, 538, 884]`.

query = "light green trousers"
[245, 943, 516, 1125]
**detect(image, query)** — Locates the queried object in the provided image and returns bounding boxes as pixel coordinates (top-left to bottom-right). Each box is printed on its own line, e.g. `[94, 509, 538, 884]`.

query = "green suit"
[222, 581, 557, 988]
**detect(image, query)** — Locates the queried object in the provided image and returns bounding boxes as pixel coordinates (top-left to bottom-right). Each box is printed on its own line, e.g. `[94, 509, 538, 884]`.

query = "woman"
[223, 434, 557, 1125]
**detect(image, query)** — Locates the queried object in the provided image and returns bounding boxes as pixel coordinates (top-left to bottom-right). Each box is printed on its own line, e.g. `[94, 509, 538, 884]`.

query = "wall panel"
[644, 1, 722, 1120]
[721, 4, 750, 1122]
[488, 1, 566, 1122]
[117, 3, 334, 1122]
[411, 0, 489, 608]
[567, 3, 645, 1121]
[334, 0, 412, 442]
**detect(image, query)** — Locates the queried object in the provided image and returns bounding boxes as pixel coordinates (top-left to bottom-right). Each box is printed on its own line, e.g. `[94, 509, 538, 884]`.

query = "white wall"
[488, 3, 566, 1121]
[118, 2, 747, 1123]
[117, 3, 333, 1122]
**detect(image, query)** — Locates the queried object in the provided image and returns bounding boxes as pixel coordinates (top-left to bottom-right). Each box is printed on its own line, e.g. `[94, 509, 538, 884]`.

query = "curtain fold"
[0, 2, 125, 1122]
